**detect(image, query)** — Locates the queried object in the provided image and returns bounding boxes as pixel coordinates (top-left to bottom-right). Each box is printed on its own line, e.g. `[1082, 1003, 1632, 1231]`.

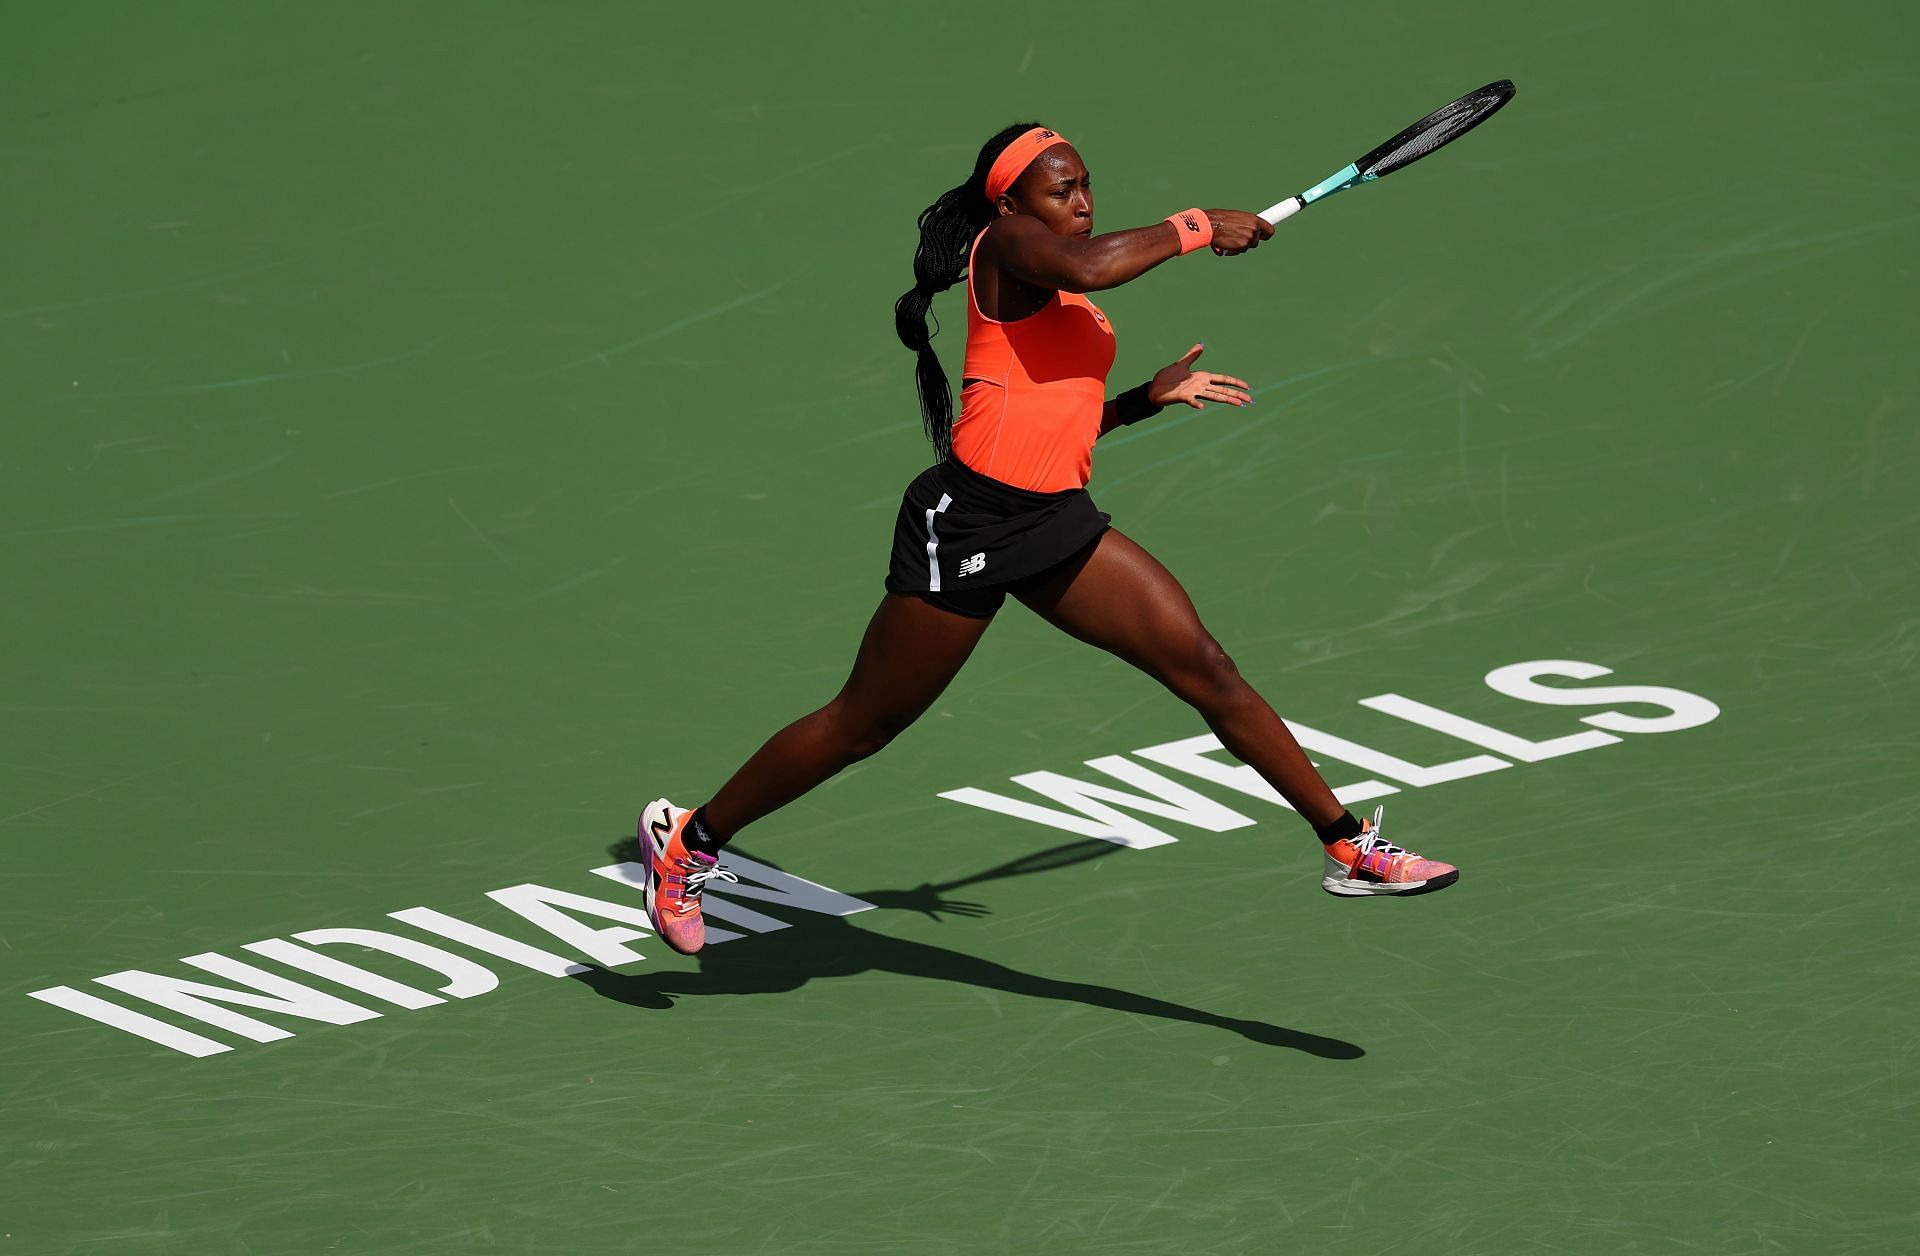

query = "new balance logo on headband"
[958, 553, 987, 578]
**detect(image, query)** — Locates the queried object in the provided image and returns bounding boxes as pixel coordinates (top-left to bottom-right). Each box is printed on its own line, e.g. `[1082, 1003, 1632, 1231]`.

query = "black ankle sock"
[1314, 811, 1362, 845]
[682, 807, 727, 857]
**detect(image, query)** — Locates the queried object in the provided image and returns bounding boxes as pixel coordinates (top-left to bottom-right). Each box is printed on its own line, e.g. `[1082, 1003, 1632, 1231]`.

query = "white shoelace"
[1353, 832, 1411, 860]
[684, 862, 740, 899]
[1351, 805, 1411, 860]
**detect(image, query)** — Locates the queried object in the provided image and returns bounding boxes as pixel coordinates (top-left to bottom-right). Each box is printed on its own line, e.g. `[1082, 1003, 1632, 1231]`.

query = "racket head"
[1356, 80, 1515, 180]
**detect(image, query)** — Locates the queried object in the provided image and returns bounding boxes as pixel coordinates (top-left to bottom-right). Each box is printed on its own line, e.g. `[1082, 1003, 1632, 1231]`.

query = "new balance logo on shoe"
[958, 553, 986, 577]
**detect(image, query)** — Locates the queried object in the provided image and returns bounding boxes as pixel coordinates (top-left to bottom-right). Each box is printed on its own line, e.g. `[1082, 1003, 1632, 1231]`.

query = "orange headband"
[984, 127, 1073, 202]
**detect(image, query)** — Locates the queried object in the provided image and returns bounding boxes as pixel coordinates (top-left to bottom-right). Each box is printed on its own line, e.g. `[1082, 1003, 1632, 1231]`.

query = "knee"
[1169, 636, 1248, 709]
[829, 698, 916, 764]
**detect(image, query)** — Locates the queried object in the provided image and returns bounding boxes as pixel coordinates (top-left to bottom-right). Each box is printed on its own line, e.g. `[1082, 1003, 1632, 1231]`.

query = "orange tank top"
[953, 228, 1117, 492]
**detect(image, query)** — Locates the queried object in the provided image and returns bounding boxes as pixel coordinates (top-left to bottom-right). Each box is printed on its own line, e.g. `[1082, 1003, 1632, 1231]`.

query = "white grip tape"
[1260, 196, 1304, 225]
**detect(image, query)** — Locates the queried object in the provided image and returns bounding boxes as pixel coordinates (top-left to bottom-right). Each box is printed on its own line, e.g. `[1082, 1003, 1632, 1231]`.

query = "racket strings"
[1359, 82, 1515, 180]
[1368, 107, 1483, 175]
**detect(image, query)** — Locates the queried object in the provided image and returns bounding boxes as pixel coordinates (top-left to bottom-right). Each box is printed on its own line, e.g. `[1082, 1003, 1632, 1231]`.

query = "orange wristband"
[1164, 208, 1213, 255]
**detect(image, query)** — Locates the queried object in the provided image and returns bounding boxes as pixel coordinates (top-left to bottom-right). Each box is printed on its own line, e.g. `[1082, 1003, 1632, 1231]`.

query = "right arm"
[982, 210, 1274, 294]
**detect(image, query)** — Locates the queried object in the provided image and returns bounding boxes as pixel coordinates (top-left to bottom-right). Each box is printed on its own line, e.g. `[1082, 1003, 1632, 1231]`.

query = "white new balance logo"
[958, 553, 986, 577]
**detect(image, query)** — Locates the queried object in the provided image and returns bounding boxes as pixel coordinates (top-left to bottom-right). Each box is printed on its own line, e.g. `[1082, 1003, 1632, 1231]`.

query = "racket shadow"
[575, 835, 1364, 1059]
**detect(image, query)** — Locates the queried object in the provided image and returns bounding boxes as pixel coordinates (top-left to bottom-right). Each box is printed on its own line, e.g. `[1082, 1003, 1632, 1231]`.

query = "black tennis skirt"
[884, 455, 1111, 617]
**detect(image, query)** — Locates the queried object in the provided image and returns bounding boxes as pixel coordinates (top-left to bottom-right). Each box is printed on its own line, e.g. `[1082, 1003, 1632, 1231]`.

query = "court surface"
[4, 3, 1915, 1252]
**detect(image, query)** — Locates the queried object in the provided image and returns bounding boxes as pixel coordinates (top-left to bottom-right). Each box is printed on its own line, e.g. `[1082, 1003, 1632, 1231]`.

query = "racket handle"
[1259, 196, 1303, 225]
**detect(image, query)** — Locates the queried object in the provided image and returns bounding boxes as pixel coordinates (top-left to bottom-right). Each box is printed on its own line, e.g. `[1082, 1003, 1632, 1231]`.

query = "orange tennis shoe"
[639, 799, 739, 954]
[1321, 806, 1459, 897]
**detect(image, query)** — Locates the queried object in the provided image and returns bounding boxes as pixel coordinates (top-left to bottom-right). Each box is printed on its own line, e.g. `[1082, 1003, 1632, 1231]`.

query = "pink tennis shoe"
[1321, 806, 1459, 897]
[639, 799, 739, 954]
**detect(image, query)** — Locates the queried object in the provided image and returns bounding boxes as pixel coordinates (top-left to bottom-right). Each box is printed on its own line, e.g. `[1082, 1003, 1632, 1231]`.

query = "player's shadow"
[575, 836, 1363, 1059]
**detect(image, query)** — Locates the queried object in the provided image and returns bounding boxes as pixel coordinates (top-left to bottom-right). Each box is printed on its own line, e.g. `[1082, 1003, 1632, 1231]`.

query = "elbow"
[1058, 261, 1114, 294]
[1055, 266, 1097, 295]
[1056, 240, 1117, 293]
[1049, 239, 1128, 293]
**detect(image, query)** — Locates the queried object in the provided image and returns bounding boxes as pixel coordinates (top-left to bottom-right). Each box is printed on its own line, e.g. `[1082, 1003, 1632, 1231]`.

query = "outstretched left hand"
[1148, 344, 1252, 410]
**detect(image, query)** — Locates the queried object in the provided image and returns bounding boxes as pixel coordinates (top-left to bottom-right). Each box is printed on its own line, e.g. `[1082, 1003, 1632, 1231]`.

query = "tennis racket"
[1260, 80, 1515, 225]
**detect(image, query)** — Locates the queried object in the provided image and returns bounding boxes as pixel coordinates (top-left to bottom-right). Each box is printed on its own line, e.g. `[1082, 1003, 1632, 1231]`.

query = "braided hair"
[894, 121, 1047, 460]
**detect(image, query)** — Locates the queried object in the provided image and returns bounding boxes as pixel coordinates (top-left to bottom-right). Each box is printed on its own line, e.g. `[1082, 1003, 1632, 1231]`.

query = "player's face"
[1006, 147, 1093, 238]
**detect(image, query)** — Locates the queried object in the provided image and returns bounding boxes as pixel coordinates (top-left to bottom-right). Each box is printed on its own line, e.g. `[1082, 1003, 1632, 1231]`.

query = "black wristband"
[1114, 382, 1163, 427]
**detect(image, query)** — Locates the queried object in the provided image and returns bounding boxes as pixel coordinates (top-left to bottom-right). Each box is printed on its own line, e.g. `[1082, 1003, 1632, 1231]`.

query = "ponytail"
[895, 121, 1046, 459]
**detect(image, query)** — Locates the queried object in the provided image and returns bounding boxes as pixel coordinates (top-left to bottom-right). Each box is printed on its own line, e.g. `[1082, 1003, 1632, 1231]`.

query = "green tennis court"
[4, 3, 1915, 1252]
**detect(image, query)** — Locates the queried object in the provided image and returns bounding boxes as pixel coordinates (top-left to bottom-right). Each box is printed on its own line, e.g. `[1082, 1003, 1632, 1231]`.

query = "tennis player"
[640, 123, 1458, 954]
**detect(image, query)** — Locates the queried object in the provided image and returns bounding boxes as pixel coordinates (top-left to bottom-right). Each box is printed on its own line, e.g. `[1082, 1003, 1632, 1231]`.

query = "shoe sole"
[1323, 869, 1460, 898]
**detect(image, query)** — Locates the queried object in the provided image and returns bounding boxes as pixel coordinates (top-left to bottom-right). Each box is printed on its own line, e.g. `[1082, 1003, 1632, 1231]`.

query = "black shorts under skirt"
[884, 456, 1112, 618]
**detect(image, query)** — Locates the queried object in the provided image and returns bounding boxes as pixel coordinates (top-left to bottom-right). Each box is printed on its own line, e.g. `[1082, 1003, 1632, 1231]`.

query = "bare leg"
[701, 593, 994, 840]
[1014, 530, 1344, 829]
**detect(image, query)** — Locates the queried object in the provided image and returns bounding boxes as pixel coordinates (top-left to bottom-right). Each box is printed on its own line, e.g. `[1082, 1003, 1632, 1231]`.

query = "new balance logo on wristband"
[958, 553, 987, 578]
[1181, 214, 1201, 232]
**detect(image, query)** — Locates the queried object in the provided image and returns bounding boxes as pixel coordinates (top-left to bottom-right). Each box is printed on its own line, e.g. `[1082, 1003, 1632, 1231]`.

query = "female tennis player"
[640, 123, 1458, 954]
